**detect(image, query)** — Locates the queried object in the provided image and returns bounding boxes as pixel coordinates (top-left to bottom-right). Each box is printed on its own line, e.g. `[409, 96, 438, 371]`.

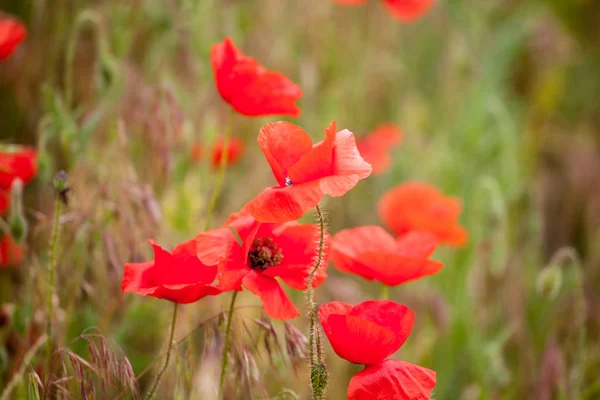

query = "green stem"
[307, 204, 326, 399]
[46, 194, 62, 364]
[381, 284, 388, 300]
[145, 303, 179, 400]
[218, 291, 238, 398]
[204, 108, 234, 231]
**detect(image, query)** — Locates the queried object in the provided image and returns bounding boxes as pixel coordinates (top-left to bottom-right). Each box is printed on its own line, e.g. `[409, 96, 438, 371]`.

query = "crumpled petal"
[242, 270, 300, 320]
[348, 359, 436, 400]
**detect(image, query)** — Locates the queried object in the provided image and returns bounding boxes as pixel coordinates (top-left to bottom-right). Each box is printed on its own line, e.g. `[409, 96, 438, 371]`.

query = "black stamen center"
[248, 237, 283, 271]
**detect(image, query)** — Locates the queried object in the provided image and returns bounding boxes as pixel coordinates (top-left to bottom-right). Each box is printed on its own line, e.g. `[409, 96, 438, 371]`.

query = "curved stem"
[204, 108, 234, 231]
[145, 303, 178, 400]
[307, 204, 326, 399]
[46, 194, 62, 364]
[218, 291, 238, 398]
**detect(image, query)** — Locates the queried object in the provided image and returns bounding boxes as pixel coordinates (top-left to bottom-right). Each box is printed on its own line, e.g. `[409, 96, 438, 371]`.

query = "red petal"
[210, 38, 302, 117]
[349, 301, 414, 348]
[0, 234, 23, 266]
[318, 301, 353, 325]
[357, 253, 443, 286]
[210, 137, 244, 169]
[261, 222, 329, 289]
[217, 245, 250, 291]
[325, 314, 399, 364]
[257, 122, 313, 186]
[348, 359, 436, 400]
[0, 146, 37, 190]
[172, 238, 199, 257]
[381, 0, 436, 23]
[242, 271, 300, 320]
[357, 124, 403, 175]
[395, 231, 439, 258]
[196, 227, 238, 266]
[244, 181, 323, 223]
[0, 18, 27, 61]
[0, 190, 9, 216]
[287, 122, 336, 184]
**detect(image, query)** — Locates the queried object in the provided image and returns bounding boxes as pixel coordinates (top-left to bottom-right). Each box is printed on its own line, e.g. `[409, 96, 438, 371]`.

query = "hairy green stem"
[218, 291, 239, 398]
[46, 195, 62, 364]
[145, 303, 178, 400]
[204, 109, 234, 231]
[307, 204, 326, 399]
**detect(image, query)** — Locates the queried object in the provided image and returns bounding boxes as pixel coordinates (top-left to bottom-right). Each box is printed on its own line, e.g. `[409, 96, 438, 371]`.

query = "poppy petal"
[196, 227, 238, 266]
[395, 231, 439, 258]
[242, 271, 300, 320]
[257, 122, 314, 186]
[287, 121, 336, 184]
[349, 300, 414, 348]
[381, 0, 436, 23]
[244, 181, 323, 223]
[217, 245, 250, 291]
[357, 253, 443, 286]
[0, 18, 27, 61]
[348, 359, 436, 400]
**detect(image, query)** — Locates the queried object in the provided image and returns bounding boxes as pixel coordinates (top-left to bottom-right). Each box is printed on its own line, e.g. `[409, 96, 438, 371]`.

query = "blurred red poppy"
[357, 123, 402, 175]
[0, 191, 9, 216]
[245, 121, 372, 223]
[0, 18, 26, 61]
[211, 37, 303, 117]
[378, 182, 468, 246]
[0, 234, 23, 266]
[0, 146, 37, 190]
[122, 239, 223, 304]
[191, 142, 203, 164]
[318, 300, 414, 365]
[331, 226, 442, 286]
[348, 359, 436, 400]
[211, 137, 244, 169]
[197, 211, 328, 320]
[333, 0, 434, 22]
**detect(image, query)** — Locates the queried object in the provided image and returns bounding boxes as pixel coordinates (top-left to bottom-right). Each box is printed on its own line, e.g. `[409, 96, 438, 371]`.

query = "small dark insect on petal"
[285, 177, 293, 187]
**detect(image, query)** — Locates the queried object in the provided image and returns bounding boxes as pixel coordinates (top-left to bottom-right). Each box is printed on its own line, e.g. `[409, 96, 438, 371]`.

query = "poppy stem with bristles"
[204, 108, 234, 231]
[145, 302, 178, 400]
[218, 290, 238, 398]
[307, 204, 327, 399]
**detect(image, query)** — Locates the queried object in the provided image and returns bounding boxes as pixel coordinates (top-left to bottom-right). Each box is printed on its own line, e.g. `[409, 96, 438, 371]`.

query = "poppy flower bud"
[52, 170, 68, 193]
[536, 265, 562, 300]
[8, 179, 27, 243]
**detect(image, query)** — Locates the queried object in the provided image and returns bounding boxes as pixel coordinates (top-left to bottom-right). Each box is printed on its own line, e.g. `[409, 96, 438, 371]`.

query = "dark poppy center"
[248, 237, 283, 271]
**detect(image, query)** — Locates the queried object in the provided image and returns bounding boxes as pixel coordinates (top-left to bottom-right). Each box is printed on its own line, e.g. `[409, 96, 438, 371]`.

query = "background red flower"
[318, 300, 414, 365]
[245, 121, 372, 223]
[122, 240, 222, 304]
[382, 0, 436, 22]
[0, 235, 23, 267]
[348, 359, 436, 400]
[0, 18, 26, 61]
[331, 226, 443, 286]
[210, 137, 244, 169]
[378, 181, 468, 246]
[197, 212, 328, 320]
[210, 37, 303, 117]
[357, 123, 403, 175]
[0, 146, 37, 190]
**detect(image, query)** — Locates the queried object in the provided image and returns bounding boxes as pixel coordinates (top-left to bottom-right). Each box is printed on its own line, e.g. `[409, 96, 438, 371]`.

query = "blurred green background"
[1, 0, 599, 399]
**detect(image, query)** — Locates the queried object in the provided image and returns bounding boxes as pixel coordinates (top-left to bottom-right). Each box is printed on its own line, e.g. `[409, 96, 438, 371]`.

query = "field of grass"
[1, 0, 599, 399]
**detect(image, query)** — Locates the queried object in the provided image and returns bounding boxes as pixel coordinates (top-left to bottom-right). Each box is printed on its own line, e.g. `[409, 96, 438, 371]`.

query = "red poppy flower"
[0, 190, 9, 216]
[378, 182, 468, 246]
[333, 0, 434, 22]
[210, 37, 302, 117]
[122, 239, 222, 304]
[0, 18, 26, 61]
[318, 300, 414, 365]
[331, 226, 442, 286]
[197, 212, 328, 320]
[0, 234, 23, 266]
[348, 359, 436, 400]
[245, 121, 372, 223]
[357, 124, 403, 175]
[0, 146, 37, 191]
[211, 137, 244, 169]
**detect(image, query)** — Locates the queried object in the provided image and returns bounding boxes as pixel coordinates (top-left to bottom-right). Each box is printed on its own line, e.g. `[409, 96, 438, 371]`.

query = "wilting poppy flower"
[197, 212, 328, 320]
[331, 226, 442, 286]
[0, 18, 26, 61]
[357, 123, 402, 175]
[0, 234, 23, 266]
[211, 37, 302, 117]
[122, 239, 222, 304]
[348, 359, 436, 400]
[333, 0, 434, 23]
[245, 121, 372, 223]
[210, 137, 244, 169]
[318, 300, 414, 365]
[379, 182, 468, 246]
[0, 146, 37, 190]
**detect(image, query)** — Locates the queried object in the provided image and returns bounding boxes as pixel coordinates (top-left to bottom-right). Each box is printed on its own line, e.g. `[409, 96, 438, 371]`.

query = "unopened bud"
[52, 171, 68, 193]
[536, 265, 562, 300]
[9, 179, 27, 243]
